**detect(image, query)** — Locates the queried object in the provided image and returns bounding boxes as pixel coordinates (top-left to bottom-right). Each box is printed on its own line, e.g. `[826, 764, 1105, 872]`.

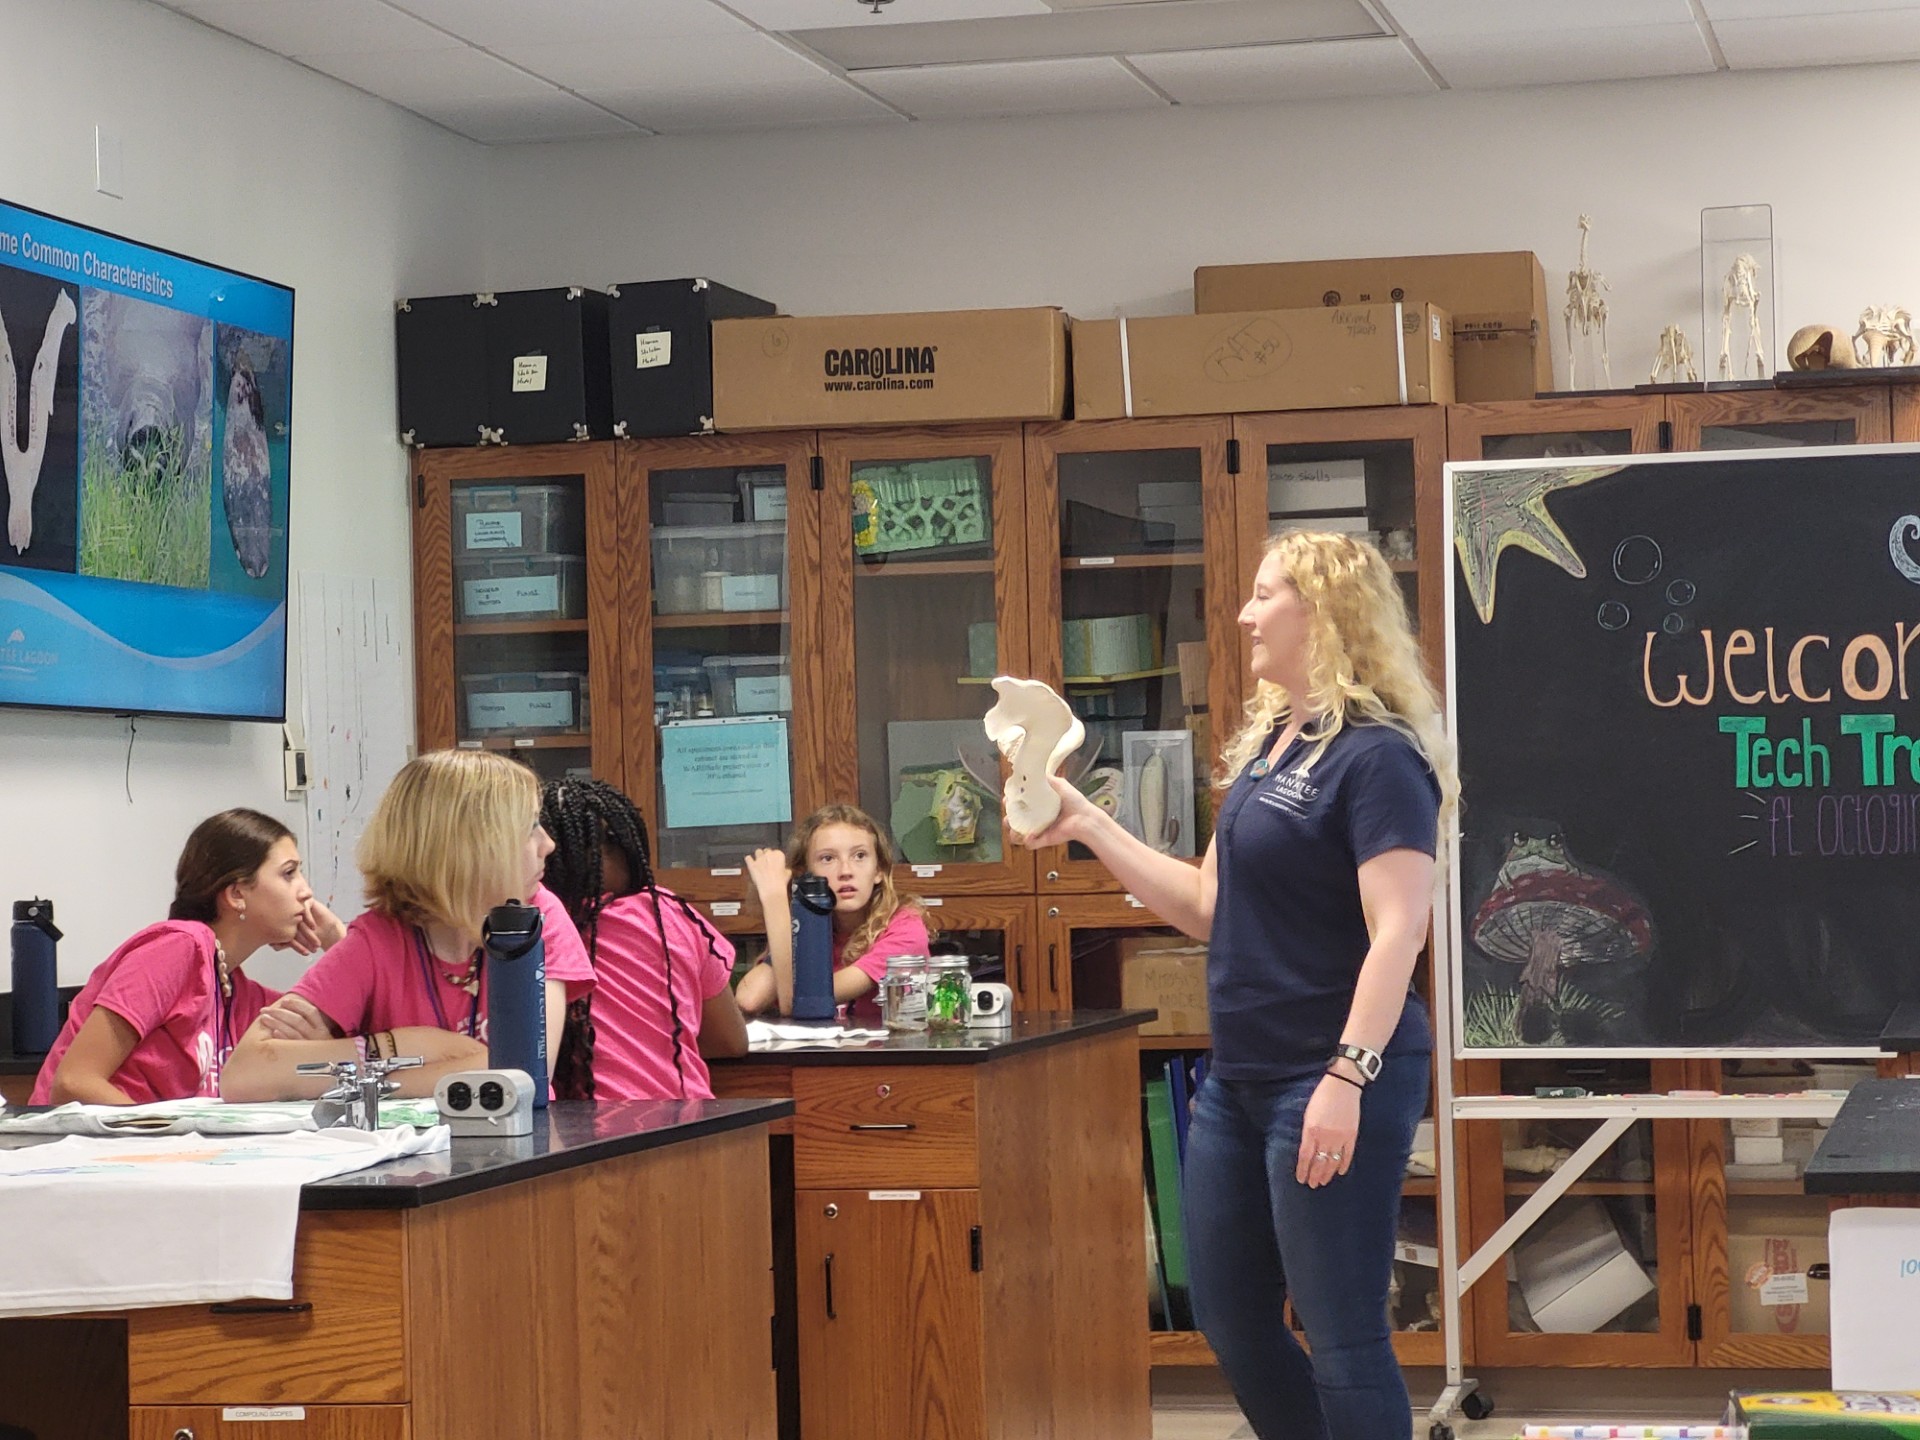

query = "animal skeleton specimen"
[1563, 215, 1612, 389]
[1718, 253, 1766, 380]
[1648, 324, 1698, 385]
[0, 289, 77, 554]
[1854, 304, 1915, 368]
[981, 676, 1084, 838]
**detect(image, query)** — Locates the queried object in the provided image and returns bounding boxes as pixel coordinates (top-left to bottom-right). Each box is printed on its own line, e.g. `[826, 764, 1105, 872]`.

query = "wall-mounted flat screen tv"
[0, 198, 293, 722]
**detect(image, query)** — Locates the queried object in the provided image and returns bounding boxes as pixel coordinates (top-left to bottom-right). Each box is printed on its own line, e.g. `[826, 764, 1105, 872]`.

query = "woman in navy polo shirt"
[1024, 529, 1458, 1439]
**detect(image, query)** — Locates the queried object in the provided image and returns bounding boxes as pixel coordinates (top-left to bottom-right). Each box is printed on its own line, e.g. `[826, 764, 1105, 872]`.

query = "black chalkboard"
[1449, 446, 1920, 1053]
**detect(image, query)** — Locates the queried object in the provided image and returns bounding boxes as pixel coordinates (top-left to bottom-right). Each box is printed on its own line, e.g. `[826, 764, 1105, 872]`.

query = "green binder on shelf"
[1145, 1074, 1188, 1292]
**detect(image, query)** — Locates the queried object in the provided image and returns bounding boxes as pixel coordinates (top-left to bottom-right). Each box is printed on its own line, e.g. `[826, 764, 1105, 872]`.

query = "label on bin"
[511, 354, 548, 392]
[465, 512, 524, 550]
[1757, 1270, 1810, 1306]
[468, 690, 575, 731]
[464, 574, 559, 617]
[636, 331, 672, 369]
[734, 674, 791, 714]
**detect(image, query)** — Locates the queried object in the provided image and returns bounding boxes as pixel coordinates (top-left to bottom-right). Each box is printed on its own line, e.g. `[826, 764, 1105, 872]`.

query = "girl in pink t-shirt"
[736, 804, 934, 1025]
[537, 779, 748, 1101]
[222, 750, 591, 1101]
[32, 809, 345, 1105]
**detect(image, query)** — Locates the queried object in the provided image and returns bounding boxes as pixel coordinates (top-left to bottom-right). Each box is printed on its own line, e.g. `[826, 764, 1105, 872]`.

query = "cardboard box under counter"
[1071, 303, 1453, 421]
[1118, 938, 1209, 1037]
[712, 306, 1067, 430]
[1194, 251, 1549, 402]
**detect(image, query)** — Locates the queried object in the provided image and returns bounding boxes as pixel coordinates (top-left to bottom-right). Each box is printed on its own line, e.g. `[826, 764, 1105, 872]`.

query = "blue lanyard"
[413, 927, 482, 1037]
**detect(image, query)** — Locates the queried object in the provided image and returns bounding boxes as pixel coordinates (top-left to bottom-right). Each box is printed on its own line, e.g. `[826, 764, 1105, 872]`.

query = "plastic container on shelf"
[450, 483, 585, 558]
[460, 671, 589, 734]
[456, 553, 587, 622]
[651, 521, 785, 615]
[701, 654, 790, 716]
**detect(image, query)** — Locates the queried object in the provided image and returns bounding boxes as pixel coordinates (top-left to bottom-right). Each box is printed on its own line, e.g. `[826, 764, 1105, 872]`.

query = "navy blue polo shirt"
[1208, 719, 1440, 1080]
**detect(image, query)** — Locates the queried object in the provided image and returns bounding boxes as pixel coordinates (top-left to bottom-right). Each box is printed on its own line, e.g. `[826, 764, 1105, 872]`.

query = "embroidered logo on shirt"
[1256, 770, 1322, 818]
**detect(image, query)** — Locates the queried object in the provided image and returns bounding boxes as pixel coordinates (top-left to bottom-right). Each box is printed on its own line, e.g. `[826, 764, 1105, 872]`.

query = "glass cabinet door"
[1024, 419, 1241, 895]
[917, 894, 1035, 1004]
[817, 427, 1032, 894]
[1668, 388, 1891, 451]
[413, 444, 620, 783]
[619, 434, 821, 903]
[1447, 397, 1665, 461]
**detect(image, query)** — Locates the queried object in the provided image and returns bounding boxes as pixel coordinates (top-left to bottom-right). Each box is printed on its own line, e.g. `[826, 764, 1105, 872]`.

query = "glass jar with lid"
[924, 955, 973, 1032]
[881, 954, 929, 1032]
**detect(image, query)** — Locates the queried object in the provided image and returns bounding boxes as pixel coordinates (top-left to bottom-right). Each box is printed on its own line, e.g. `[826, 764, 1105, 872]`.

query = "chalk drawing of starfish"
[1453, 464, 1621, 623]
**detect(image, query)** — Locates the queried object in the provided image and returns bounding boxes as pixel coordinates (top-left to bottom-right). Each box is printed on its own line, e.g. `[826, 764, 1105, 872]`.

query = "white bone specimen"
[983, 676, 1084, 838]
[0, 289, 77, 553]
[1563, 215, 1611, 389]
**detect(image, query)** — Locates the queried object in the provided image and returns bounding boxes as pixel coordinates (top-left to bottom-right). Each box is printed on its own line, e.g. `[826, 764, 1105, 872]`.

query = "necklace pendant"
[1251, 758, 1270, 778]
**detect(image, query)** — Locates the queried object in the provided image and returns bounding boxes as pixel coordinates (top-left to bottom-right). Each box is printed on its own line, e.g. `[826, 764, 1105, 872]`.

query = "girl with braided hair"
[538, 777, 748, 1101]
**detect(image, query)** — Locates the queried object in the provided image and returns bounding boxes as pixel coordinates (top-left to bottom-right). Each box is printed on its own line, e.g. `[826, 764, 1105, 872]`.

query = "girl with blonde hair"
[1022, 530, 1456, 1440]
[221, 750, 595, 1100]
[734, 803, 932, 1023]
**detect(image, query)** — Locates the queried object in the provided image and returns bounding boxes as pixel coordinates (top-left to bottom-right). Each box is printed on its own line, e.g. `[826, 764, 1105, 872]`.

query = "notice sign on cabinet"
[636, 331, 672, 369]
[661, 716, 793, 830]
[512, 354, 549, 392]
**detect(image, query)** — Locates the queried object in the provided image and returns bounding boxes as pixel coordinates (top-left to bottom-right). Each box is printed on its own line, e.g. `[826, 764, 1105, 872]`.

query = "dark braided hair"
[538, 778, 730, 1100]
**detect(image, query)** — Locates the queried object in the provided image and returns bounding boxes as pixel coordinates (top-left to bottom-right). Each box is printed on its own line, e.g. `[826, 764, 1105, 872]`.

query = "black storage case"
[606, 278, 776, 438]
[485, 287, 613, 445]
[396, 293, 490, 448]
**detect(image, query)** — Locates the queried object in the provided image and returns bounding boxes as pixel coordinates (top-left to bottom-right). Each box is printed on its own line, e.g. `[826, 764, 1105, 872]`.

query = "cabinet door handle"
[1048, 942, 1058, 997]
[1014, 944, 1026, 995]
[209, 1301, 313, 1316]
[848, 1122, 915, 1132]
[824, 1252, 837, 1321]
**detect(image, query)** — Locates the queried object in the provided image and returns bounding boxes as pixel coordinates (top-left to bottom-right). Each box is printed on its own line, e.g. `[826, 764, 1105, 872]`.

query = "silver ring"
[1329, 1151, 1344, 1161]
[1313, 1150, 1331, 1160]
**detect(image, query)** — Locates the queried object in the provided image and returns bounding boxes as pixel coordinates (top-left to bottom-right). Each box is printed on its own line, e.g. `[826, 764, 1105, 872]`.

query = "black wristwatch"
[1332, 1043, 1383, 1083]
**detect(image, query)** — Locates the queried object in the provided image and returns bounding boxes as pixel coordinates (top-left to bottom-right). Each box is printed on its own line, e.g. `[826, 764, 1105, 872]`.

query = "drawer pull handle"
[1048, 942, 1059, 996]
[209, 1300, 314, 1316]
[848, 1122, 915, 1132]
[174, 1430, 194, 1440]
[824, 1252, 837, 1321]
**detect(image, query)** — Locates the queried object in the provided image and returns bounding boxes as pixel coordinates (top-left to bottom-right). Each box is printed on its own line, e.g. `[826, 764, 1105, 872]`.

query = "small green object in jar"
[925, 962, 972, 1031]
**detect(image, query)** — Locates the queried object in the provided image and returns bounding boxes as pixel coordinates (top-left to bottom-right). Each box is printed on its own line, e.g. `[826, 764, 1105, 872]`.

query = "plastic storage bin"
[651, 521, 786, 615]
[702, 654, 790, 716]
[456, 554, 588, 622]
[451, 484, 585, 558]
[461, 671, 590, 734]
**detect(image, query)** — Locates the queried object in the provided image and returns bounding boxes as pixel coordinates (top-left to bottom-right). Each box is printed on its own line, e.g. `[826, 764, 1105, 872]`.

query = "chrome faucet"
[296, 1054, 424, 1131]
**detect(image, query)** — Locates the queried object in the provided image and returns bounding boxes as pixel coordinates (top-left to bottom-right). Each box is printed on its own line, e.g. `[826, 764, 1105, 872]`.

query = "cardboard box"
[1731, 1391, 1920, 1436]
[1727, 1205, 1829, 1337]
[1072, 303, 1452, 421]
[712, 306, 1066, 431]
[1513, 1198, 1655, 1332]
[1119, 937, 1209, 1036]
[1194, 252, 1550, 401]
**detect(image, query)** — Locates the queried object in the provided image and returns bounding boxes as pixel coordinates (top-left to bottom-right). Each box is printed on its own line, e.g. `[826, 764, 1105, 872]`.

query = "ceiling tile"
[1702, 0, 1920, 17]
[1419, 23, 1715, 88]
[409, 92, 647, 145]
[578, 33, 901, 131]
[1380, 0, 1695, 36]
[385, 0, 748, 49]
[857, 55, 1165, 119]
[1129, 36, 1434, 104]
[1714, 11, 1920, 66]
[164, 0, 457, 54]
[295, 46, 561, 105]
[724, 0, 1048, 28]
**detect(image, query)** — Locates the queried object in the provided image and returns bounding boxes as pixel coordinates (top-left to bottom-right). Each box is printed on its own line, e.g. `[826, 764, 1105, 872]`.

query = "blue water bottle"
[789, 874, 837, 1023]
[483, 900, 548, 1107]
[11, 898, 62, 1056]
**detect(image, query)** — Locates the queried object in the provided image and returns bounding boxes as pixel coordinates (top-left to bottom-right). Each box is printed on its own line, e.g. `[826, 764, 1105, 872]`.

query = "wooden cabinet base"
[131, 1407, 409, 1440]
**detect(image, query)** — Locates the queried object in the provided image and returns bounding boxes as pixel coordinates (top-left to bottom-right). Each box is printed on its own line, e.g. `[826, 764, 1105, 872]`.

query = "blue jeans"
[1184, 1055, 1429, 1440]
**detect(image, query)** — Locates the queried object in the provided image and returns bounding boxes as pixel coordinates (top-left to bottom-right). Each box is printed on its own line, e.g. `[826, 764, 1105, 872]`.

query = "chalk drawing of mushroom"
[1468, 830, 1653, 1045]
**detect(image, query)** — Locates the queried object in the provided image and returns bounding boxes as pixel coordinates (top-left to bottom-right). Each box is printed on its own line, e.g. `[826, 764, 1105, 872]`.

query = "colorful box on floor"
[1730, 1391, 1920, 1436]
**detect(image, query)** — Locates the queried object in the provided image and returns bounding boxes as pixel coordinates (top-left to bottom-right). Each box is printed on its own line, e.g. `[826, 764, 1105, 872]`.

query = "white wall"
[0, 0, 488, 988]
[485, 63, 1920, 388]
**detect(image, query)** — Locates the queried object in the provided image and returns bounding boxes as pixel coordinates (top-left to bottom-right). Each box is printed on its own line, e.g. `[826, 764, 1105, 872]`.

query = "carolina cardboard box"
[1731, 1392, 1920, 1436]
[712, 306, 1066, 431]
[1727, 1203, 1829, 1337]
[1072, 303, 1453, 421]
[1193, 252, 1549, 402]
[1118, 937, 1209, 1036]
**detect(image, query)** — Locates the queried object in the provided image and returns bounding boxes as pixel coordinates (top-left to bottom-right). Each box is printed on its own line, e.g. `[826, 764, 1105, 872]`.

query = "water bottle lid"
[482, 901, 542, 960]
[793, 874, 836, 916]
[13, 898, 60, 938]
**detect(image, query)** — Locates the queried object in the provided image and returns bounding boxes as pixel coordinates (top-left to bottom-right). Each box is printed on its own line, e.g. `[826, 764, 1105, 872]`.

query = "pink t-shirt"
[838, 907, 931, 1025]
[290, 885, 593, 1042]
[31, 920, 276, 1104]
[576, 890, 735, 1101]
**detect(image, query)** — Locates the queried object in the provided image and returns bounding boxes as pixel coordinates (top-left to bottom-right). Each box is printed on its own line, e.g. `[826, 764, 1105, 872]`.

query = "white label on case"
[223, 1409, 306, 1422]
[636, 331, 672, 369]
[734, 674, 791, 713]
[709, 867, 744, 878]
[463, 574, 558, 616]
[869, 1191, 921, 1201]
[512, 354, 549, 392]
[465, 512, 524, 550]
[710, 900, 742, 916]
[911, 864, 943, 878]
[1076, 556, 1116, 567]
[920, 897, 943, 907]
[1759, 1271, 1810, 1306]
[1125, 893, 1145, 908]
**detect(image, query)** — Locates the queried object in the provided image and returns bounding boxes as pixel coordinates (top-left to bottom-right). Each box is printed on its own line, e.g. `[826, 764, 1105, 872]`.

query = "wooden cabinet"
[1667, 385, 1890, 450]
[1447, 394, 1665, 461]
[131, 1407, 410, 1440]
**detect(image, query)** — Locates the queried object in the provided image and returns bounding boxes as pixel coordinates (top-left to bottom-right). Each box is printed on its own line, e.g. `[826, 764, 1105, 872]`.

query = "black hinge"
[969, 1225, 983, 1273]
[1685, 1303, 1702, 1341]
[414, 470, 425, 509]
[810, 454, 824, 491]
[1226, 437, 1241, 474]
[1658, 419, 1674, 452]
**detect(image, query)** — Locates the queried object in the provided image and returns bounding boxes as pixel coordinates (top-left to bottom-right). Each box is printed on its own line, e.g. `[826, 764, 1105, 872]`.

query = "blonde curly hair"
[1218, 530, 1459, 839]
